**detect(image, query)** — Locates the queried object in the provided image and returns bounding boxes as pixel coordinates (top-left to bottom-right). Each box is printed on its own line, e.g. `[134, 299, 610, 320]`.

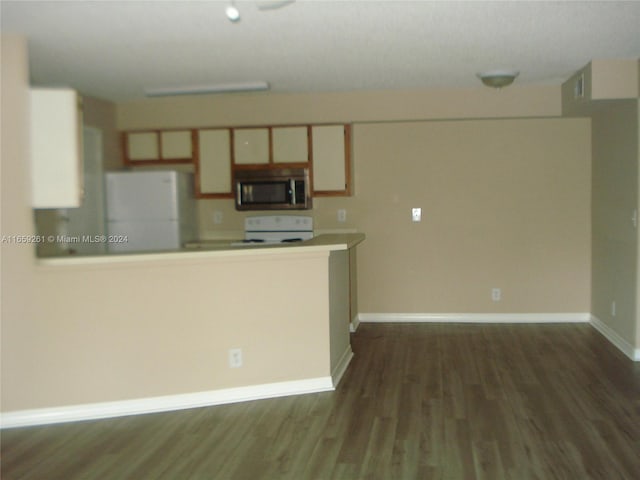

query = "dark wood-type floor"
[2, 323, 640, 479]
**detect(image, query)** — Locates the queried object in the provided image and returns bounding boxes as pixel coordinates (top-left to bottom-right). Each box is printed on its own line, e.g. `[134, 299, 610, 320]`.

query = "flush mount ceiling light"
[225, 2, 240, 22]
[144, 81, 270, 97]
[477, 70, 520, 89]
[225, 0, 295, 22]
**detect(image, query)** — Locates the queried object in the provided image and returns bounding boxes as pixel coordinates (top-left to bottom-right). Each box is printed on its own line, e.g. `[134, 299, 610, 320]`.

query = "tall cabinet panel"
[312, 125, 350, 195]
[196, 129, 232, 197]
[30, 88, 83, 208]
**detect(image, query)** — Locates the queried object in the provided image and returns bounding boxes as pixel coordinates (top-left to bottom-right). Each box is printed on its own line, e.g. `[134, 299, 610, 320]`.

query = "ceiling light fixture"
[226, 2, 240, 22]
[477, 70, 520, 89]
[144, 81, 270, 97]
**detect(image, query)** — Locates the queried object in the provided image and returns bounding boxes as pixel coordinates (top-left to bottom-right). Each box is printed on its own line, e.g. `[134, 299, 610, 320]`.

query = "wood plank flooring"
[2, 323, 640, 479]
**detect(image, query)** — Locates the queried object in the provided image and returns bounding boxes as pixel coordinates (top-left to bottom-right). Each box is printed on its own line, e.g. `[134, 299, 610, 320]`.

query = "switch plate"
[338, 209, 347, 223]
[229, 348, 242, 368]
[213, 211, 223, 225]
[412, 208, 422, 222]
[492, 288, 502, 302]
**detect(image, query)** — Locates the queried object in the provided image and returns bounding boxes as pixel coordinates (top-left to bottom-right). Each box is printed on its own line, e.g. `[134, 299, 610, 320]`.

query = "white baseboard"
[331, 345, 354, 387]
[358, 312, 591, 324]
[590, 315, 640, 362]
[357, 312, 639, 362]
[350, 314, 360, 332]
[0, 376, 334, 429]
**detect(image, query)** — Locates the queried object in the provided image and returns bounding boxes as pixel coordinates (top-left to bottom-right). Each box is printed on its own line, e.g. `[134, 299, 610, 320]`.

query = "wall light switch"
[412, 208, 422, 222]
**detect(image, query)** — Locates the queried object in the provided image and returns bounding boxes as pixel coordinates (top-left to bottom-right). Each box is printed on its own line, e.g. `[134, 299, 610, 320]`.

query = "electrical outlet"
[229, 348, 242, 368]
[213, 211, 223, 225]
[337, 209, 347, 223]
[412, 208, 422, 222]
[492, 288, 502, 302]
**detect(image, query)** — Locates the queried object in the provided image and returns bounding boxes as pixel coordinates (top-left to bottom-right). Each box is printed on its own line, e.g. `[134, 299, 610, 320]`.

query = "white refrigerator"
[105, 171, 196, 253]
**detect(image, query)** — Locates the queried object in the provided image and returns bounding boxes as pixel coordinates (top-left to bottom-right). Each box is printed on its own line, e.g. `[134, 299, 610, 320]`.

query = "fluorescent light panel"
[145, 81, 270, 97]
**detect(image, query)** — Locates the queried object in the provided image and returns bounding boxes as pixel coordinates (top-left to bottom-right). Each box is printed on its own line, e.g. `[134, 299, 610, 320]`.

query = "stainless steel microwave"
[235, 167, 312, 211]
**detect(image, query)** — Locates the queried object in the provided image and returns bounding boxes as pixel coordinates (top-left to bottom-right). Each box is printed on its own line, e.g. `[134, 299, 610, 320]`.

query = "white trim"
[589, 315, 640, 362]
[331, 345, 354, 387]
[350, 314, 360, 332]
[358, 312, 591, 324]
[0, 376, 333, 429]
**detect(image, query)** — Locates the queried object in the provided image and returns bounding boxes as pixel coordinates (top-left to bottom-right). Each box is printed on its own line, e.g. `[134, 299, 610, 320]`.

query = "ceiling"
[2, 0, 640, 102]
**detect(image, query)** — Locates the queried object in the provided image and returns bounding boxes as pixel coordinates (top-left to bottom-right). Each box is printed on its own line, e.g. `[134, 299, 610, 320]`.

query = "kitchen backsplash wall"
[196, 196, 359, 240]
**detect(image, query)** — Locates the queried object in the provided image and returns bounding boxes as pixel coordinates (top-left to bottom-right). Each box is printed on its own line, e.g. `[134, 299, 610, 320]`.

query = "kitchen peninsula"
[5, 233, 364, 427]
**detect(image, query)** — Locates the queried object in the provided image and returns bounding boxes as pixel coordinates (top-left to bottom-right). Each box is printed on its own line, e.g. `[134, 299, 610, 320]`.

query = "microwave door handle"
[290, 179, 296, 205]
[236, 183, 242, 205]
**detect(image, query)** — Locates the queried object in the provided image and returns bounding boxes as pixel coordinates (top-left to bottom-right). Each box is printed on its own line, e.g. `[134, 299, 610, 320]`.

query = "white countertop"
[37, 233, 365, 267]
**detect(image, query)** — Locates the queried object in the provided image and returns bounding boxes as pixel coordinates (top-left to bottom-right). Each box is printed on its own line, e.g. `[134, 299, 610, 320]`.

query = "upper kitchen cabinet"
[30, 88, 84, 208]
[196, 129, 233, 198]
[233, 128, 269, 165]
[272, 126, 309, 164]
[312, 125, 351, 196]
[123, 130, 193, 164]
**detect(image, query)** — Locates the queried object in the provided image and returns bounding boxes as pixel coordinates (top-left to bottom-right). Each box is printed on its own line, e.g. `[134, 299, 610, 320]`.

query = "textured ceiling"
[2, 0, 640, 102]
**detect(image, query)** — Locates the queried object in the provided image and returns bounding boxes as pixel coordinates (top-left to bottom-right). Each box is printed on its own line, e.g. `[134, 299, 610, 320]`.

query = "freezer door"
[107, 220, 181, 252]
[106, 171, 179, 221]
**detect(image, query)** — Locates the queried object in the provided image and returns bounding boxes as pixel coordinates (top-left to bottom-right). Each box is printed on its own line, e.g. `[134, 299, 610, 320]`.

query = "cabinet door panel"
[127, 132, 159, 161]
[233, 128, 269, 164]
[198, 129, 231, 194]
[30, 88, 83, 208]
[273, 127, 308, 163]
[312, 125, 346, 192]
[161, 130, 192, 159]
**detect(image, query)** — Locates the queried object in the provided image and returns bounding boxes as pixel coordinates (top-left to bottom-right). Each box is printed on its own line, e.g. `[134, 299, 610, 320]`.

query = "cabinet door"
[272, 126, 308, 164]
[30, 88, 83, 208]
[233, 128, 269, 165]
[161, 130, 192, 160]
[197, 129, 232, 196]
[312, 125, 349, 194]
[127, 132, 159, 161]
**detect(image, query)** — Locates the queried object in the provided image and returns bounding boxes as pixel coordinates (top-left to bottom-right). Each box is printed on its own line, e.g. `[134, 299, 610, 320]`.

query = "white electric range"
[232, 215, 314, 246]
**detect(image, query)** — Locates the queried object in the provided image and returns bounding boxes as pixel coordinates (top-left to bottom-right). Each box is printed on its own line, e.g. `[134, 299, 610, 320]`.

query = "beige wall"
[352, 119, 591, 313]
[83, 96, 122, 171]
[591, 59, 639, 100]
[1, 35, 607, 414]
[561, 59, 639, 116]
[3, 254, 332, 411]
[117, 85, 560, 130]
[1, 36, 334, 413]
[562, 61, 640, 352]
[115, 74, 591, 317]
[590, 100, 639, 344]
